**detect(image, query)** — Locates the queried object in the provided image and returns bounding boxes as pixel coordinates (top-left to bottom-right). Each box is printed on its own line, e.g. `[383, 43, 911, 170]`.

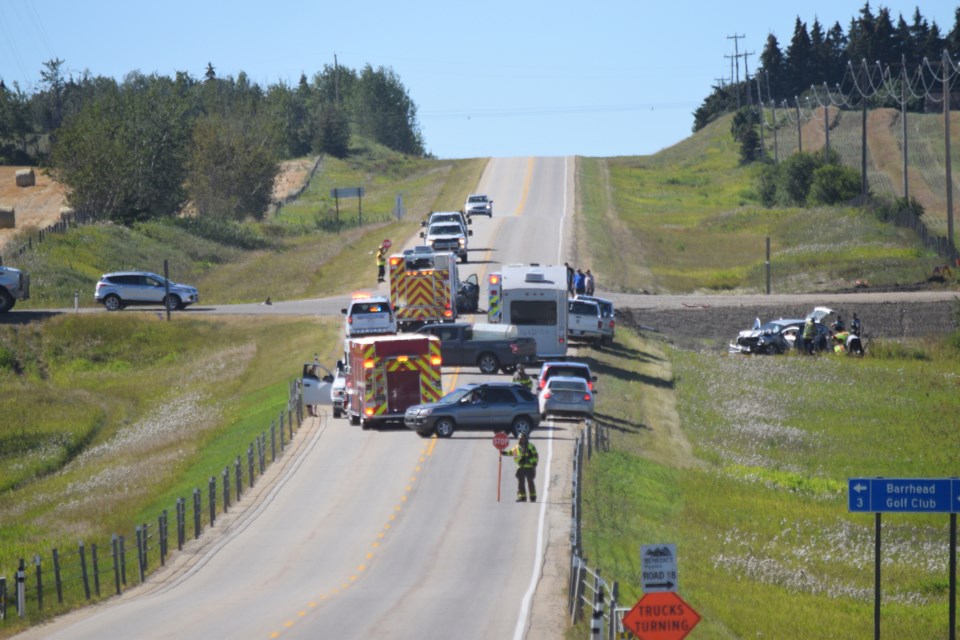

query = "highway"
[17, 157, 578, 640]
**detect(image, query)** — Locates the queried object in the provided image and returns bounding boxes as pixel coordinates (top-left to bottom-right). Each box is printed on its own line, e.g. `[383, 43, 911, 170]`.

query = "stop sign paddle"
[381, 238, 392, 249]
[493, 432, 510, 502]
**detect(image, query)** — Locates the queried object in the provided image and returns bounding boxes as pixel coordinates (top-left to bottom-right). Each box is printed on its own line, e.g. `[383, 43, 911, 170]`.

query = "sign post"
[493, 432, 510, 502]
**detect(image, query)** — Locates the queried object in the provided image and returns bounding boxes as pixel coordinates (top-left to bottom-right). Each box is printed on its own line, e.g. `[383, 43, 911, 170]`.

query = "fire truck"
[343, 333, 443, 429]
[388, 247, 458, 330]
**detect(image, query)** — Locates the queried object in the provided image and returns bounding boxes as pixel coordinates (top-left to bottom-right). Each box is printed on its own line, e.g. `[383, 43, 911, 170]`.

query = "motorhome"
[487, 264, 568, 359]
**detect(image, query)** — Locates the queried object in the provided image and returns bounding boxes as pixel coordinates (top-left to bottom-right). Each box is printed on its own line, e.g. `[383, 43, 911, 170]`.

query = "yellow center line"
[513, 157, 534, 217]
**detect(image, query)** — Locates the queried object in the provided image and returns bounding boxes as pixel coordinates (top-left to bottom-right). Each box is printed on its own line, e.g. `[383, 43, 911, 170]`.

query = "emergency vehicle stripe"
[363, 344, 377, 414]
[421, 341, 443, 402]
[392, 266, 452, 322]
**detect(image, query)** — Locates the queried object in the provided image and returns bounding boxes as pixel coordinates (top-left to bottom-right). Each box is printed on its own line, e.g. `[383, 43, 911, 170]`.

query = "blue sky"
[0, 1, 955, 159]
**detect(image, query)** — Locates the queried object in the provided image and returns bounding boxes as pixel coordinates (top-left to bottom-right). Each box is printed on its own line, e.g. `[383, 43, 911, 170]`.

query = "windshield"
[439, 387, 472, 403]
[468, 196, 486, 203]
[430, 224, 462, 235]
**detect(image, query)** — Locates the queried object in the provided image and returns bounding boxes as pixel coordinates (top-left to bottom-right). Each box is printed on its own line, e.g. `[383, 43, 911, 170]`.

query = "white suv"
[342, 294, 397, 336]
[464, 194, 493, 217]
[95, 271, 199, 311]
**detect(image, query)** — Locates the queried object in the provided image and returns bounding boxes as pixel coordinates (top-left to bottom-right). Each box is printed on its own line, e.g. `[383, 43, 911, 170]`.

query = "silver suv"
[464, 194, 493, 217]
[95, 271, 199, 311]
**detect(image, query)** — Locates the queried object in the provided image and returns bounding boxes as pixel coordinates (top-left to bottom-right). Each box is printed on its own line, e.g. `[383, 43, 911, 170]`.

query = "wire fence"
[568, 420, 629, 639]
[0, 208, 98, 265]
[0, 379, 305, 626]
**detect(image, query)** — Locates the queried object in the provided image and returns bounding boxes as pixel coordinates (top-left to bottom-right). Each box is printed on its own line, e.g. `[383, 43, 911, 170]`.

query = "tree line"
[0, 60, 425, 224]
[695, 3, 960, 131]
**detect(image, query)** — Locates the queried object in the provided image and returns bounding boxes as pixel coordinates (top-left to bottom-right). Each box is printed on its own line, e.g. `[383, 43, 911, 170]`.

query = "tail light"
[363, 359, 375, 369]
[542, 391, 552, 399]
[597, 320, 602, 329]
[539, 379, 546, 389]
[609, 319, 615, 330]
[587, 381, 593, 391]
[347, 317, 353, 324]
[510, 342, 518, 354]
[396, 355, 409, 362]
[430, 355, 442, 366]
[584, 394, 592, 401]
[443, 309, 453, 318]
[364, 408, 374, 416]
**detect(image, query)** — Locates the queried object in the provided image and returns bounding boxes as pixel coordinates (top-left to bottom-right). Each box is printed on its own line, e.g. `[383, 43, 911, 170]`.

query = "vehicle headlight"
[418, 408, 433, 417]
[458, 237, 466, 247]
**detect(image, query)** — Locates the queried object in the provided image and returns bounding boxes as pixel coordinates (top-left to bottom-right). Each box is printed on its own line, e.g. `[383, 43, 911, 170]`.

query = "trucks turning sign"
[622, 591, 701, 640]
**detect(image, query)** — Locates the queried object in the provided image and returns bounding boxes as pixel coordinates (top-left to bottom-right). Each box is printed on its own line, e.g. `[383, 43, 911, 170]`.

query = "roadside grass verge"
[577, 114, 945, 295]
[0, 314, 341, 598]
[11, 150, 487, 308]
[572, 329, 960, 638]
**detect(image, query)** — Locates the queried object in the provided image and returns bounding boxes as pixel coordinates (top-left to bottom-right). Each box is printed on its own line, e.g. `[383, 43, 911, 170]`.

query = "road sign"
[622, 591, 701, 640]
[330, 187, 365, 198]
[381, 238, 392, 249]
[848, 478, 960, 513]
[641, 544, 678, 592]
[492, 432, 510, 451]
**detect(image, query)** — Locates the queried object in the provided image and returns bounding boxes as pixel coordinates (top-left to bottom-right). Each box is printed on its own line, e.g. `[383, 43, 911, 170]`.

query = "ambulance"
[343, 333, 443, 429]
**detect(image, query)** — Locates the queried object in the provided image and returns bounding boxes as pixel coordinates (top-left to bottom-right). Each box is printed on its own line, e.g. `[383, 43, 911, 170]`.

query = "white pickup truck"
[0, 264, 30, 312]
[567, 298, 604, 346]
[420, 221, 471, 263]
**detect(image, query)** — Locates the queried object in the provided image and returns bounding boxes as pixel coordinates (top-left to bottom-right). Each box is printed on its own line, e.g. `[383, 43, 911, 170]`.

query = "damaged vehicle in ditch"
[729, 307, 834, 355]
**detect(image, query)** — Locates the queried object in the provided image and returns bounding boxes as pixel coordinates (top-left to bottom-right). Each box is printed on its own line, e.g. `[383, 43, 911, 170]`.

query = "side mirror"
[341, 308, 347, 314]
[419, 232, 425, 238]
[468, 230, 473, 236]
[591, 376, 598, 381]
[421, 221, 427, 227]
[322, 374, 334, 383]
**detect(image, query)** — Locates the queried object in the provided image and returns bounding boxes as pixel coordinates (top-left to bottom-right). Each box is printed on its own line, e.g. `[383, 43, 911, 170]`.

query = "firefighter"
[501, 433, 538, 502]
[375, 245, 387, 283]
[513, 365, 533, 390]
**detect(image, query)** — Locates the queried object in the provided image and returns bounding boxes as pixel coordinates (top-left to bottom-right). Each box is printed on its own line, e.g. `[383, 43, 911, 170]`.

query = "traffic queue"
[300, 200, 611, 437]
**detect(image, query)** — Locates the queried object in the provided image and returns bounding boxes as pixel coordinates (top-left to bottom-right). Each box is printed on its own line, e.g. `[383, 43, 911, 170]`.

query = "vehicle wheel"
[434, 418, 455, 438]
[477, 353, 500, 375]
[349, 413, 360, 426]
[501, 365, 516, 374]
[0, 290, 14, 313]
[511, 416, 533, 437]
[103, 294, 123, 311]
[164, 294, 182, 311]
[416, 430, 432, 438]
[540, 412, 547, 421]
[461, 253, 468, 264]
[761, 344, 778, 355]
[333, 408, 342, 419]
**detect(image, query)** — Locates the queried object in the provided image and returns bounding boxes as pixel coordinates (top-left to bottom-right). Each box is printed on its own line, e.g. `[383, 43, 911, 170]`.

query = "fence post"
[135, 526, 145, 584]
[91, 543, 100, 597]
[159, 510, 168, 566]
[223, 467, 230, 512]
[0, 576, 5, 620]
[16, 558, 26, 618]
[279, 412, 286, 452]
[248, 444, 255, 488]
[572, 556, 587, 624]
[609, 581, 620, 640]
[111, 535, 121, 595]
[270, 422, 276, 461]
[208, 477, 217, 527]
[52, 547, 64, 605]
[259, 433, 267, 474]
[587, 421, 593, 460]
[177, 498, 185, 550]
[34, 554, 42, 613]
[591, 569, 604, 639]
[235, 456, 243, 500]
[193, 489, 202, 539]
[288, 409, 294, 440]
[119, 535, 127, 586]
[79, 541, 91, 600]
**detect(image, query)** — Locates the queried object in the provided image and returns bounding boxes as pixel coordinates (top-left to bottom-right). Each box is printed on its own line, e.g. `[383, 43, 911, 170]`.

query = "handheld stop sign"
[493, 432, 510, 502]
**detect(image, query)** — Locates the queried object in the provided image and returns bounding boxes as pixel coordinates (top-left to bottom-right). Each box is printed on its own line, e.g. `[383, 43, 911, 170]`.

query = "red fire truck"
[343, 333, 443, 429]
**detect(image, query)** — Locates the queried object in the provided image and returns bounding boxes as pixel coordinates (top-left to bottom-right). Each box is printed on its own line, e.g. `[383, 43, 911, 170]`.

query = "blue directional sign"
[848, 478, 960, 513]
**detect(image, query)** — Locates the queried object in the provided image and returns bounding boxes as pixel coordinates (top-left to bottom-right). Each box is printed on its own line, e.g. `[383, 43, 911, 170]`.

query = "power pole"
[742, 50, 755, 108]
[334, 54, 340, 105]
[725, 55, 740, 108]
[727, 34, 745, 109]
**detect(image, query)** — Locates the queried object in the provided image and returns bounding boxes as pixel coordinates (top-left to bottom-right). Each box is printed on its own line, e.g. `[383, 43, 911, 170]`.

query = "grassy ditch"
[572, 328, 960, 638]
[11, 149, 487, 309]
[576, 115, 946, 295]
[0, 313, 343, 632]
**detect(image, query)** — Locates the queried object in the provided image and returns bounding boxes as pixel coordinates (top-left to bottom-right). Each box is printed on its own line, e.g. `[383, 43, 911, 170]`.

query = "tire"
[511, 416, 533, 437]
[103, 294, 123, 311]
[333, 408, 342, 419]
[349, 413, 360, 426]
[434, 417, 455, 438]
[461, 253, 468, 264]
[0, 289, 14, 313]
[540, 412, 547, 421]
[477, 352, 500, 375]
[164, 294, 182, 311]
[416, 430, 432, 438]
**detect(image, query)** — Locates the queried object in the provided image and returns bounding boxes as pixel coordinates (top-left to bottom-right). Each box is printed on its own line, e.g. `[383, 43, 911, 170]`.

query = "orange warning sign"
[621, 591, 700, 640]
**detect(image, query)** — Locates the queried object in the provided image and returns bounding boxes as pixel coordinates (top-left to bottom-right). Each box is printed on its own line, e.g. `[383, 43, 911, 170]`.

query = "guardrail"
[568, 421, 625, 639]
[0, 379, 306, 627]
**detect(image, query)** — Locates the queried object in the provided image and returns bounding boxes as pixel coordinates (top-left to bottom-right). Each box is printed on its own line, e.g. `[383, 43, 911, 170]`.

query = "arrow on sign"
[851, 482, 867, 493]
[645, 581, 675, 590]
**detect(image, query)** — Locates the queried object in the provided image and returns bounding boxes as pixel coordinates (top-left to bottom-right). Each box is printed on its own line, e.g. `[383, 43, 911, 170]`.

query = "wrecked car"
[729, 307, 834, 355]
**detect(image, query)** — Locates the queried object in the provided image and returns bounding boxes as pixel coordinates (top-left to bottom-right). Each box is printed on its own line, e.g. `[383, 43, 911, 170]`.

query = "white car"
[539, 376, 594, 421]
[342, 294, 397, 336]
[94, 271, 199, 311]
[464, 194, 493, 217]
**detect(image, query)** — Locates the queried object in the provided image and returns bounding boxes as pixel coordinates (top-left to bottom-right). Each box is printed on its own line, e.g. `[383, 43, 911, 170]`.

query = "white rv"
[488, 264, 568, 359]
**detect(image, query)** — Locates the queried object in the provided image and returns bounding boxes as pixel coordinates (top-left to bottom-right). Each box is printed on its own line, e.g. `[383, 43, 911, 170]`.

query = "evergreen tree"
[759, 33, 786, 99]
[948, 8, 960, 54]
[784, 18, 813, 96]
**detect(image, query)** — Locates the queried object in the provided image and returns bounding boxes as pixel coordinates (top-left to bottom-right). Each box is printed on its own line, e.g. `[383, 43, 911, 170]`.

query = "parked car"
[464, 194, 493, 217]
[568, 298, 604, 345]
[539, 376, 594, 421]
[94, 271, 199, 311]
[729, 307, 834, 355]
[536, 361, 597, 393]
[342, 293, 397, 337]
[415, 321, 537, 374]
[576, 295, 615, 344]
[404, 382, 540, 438]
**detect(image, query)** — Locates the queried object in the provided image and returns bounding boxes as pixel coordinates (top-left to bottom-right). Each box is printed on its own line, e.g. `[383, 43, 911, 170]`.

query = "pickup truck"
[420, 219, 471, 263]
[567, 298, 604, 346]
[0, 264, 30, 312]
[415, 322, 537, 375]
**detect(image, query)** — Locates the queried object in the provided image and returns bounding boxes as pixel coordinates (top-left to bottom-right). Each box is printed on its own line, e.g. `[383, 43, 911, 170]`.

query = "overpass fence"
[568, 420, 634, 639]
[0, 380, 305, 627]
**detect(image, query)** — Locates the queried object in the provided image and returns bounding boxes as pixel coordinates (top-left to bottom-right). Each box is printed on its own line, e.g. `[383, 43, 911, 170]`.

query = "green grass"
[570, 329, 960, 639]
[577, 114, 946, 294]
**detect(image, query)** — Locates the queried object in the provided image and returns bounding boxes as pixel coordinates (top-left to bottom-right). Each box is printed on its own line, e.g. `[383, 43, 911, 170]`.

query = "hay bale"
[15, 169, 35, 187]
[59, 206, 75, 221]
[0, 206, 15, 229]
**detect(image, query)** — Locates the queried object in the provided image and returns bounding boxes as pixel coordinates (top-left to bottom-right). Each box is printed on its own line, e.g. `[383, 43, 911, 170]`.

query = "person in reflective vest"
[501, 433, 538, 502]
